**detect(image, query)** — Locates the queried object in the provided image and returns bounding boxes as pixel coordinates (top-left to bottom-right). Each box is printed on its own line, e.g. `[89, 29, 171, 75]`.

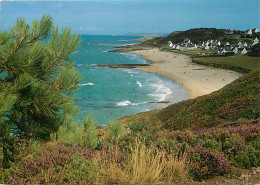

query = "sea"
[71, 35, 189, 125]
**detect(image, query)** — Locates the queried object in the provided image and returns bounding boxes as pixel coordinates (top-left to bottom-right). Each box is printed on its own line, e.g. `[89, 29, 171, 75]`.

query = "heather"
[0, 118, 259, 183]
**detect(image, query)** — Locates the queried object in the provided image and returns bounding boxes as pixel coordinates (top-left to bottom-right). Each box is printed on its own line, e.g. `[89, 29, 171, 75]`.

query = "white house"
[194, 44, 197, 49]
[225, 42, 230, 46]
[205, 45, 210, 50]
[168, 41, 173, 48]
[221, 49, 227, 54]
[252, 28, 259, 34]
[243, 42, 248, 47]
[201, 42, 205, 47]
[251, 37, 259, 46]
[233, 47, 239, 54]
[246, 29, 252, 35]
[217, 41, 221, 46]
[241, 48, 247, 55]
[238, 43, 243, 49]
[176, 45, 181, 50]
[171, 44, 176, 49]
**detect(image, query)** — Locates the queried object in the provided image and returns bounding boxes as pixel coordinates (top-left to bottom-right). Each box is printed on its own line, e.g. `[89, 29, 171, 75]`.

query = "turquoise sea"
[72, 35, 189, 125]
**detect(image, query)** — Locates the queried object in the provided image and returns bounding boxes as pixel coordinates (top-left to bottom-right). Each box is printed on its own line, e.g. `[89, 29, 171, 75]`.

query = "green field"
[194, 55, 260, 72]
[160, 47, 213, 57]
[172, 48, 213, 56]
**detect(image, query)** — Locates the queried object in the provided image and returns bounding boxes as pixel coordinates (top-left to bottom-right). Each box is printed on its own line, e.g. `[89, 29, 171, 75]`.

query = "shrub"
[234, 151, 250, 169]
[154, 137, 176, 152]
[60, 154, 101, 184]
[189, 146, 230, 180]
[51, 116, 83, 144]
[205, 139, 221, 151]
[129, 121, 144, 133]
[82, 115, 98, 149]
[105, 121, 125, 141]
[175, 130, 195, 143]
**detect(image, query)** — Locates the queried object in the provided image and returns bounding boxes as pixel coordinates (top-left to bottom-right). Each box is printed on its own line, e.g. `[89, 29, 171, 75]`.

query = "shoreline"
[126, 48, 243, 99]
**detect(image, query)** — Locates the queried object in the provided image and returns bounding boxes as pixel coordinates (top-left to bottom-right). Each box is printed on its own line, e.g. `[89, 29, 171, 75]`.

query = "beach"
[130, 48, 243, 99]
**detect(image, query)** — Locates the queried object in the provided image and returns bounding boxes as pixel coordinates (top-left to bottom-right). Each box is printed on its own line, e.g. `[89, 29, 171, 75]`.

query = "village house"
[240, 48, 248, 55]
[251, 37, 259, 46]
[252, 28, 259, 34]
[225, 29, 233, 34]
[168, 41, 173, 48]
[245, 29, 252, 35]
[167, 31, 258, 56]
[168, 39, 198, 50]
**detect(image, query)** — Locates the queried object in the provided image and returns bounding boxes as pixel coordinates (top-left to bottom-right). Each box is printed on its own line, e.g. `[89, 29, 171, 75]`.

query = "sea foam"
[80, 83, 94, 86]
[115, 100, 132, 106]
[136, 81, 143, 87]
[115, 101, 145, 106]
[149, 81, 172, 102]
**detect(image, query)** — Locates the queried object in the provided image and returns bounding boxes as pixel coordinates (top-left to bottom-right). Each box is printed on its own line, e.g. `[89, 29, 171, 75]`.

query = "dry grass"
[97, 139, 187, 184]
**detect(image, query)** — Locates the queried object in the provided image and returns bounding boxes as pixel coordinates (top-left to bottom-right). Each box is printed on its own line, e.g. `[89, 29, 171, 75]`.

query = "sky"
[0, 0, 259, 35]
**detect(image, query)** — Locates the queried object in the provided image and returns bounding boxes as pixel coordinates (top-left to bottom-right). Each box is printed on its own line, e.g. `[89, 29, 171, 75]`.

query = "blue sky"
[0, 0, 259, 35]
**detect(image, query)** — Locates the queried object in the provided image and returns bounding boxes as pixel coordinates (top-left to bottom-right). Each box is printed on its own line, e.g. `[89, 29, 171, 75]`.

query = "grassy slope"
[193, 55, 260, 72]
[120, 70, 260, 137]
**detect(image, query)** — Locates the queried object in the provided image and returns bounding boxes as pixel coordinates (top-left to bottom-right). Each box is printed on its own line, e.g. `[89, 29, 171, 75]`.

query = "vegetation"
[0, 18, 259, 184]
[143, 28, 226, 47]
[193, 55, 260, 73]
[0, 15, 81, 167]
[1, 68, 259, 183]
[143, 28, 259, 47]
[119, 70, 260, 179]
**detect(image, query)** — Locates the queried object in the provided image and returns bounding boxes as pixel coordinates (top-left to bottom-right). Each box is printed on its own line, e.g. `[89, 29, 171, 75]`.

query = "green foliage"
[82, 115, 98, 149]
[154, 137, 176, 151]
[62, 154, 100, 184]
[235, 151, 250, 169]
[28, 139, 41, 150]
[248, 43, 260, 57]
[106, 121, 125, 140]
[128, 121, 144, 133]
[0, 162, 15, 183]
[51, 116, 83, 144]
[0, 15, 81, 167]
[205, 139, 221, 152]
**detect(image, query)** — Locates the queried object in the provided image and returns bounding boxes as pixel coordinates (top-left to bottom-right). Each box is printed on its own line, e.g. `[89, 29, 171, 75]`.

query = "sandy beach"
[130, 48, 243, 99]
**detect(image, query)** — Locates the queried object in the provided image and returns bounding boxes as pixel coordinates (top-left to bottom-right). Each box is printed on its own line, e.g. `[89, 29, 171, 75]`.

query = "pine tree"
[0, 15, 82, 167]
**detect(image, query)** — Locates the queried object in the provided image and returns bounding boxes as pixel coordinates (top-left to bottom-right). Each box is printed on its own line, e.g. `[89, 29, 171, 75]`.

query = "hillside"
[142, 28, 259, 47]
[1, 66, 259, 185]
[119, 70, 259, 137]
